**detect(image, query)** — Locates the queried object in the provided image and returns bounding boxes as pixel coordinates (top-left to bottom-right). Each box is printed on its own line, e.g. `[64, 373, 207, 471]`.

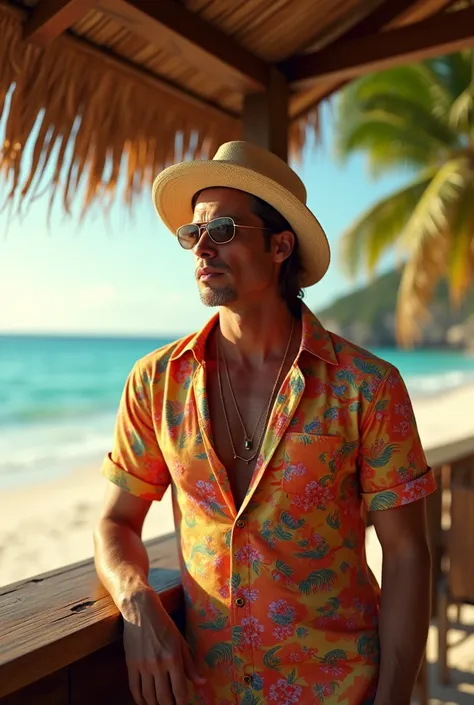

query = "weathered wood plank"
[23, 0, 97, 45]
[283, 6, 474, 90]
[289, 0, 448, 119]
[448, 486, 474, 602]
[98, 0, 270, 92]
[426, 435, 474, 469]
[0, 534, 180, 699]
[243, 68, 289, 161]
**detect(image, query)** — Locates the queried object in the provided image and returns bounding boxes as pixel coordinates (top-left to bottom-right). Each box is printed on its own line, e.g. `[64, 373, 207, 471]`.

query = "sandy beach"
[1, 383, 474, 588]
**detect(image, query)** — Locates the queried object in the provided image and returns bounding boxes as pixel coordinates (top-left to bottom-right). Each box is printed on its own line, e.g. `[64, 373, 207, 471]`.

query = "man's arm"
[371, 499, 431, 705]
[95, 358, 206, 705]
[94, 483, 153, 614]
[358, 365, 437, 705]
[96, 358, 172, 612]
[94, 484, 206, 705]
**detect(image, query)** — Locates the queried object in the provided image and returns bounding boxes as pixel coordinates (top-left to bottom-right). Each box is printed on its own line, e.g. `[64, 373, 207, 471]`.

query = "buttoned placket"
[193, 357, 307, 698]
[237, 363, 306, 518]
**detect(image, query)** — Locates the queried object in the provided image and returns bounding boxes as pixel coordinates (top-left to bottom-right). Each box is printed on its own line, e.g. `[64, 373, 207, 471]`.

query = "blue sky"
[0, 103, 407, 338]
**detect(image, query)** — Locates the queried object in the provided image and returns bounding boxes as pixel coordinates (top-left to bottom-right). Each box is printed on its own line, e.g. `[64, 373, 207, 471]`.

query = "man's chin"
[199, 285, 236, 307]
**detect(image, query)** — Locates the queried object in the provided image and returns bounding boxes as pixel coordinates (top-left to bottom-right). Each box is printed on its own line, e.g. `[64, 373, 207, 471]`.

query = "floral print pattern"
[102, 304, 436, 705]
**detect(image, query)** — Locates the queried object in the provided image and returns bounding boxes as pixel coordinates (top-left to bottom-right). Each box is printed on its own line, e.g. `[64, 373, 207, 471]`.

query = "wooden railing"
[1, 435, 474, 705]
[0, 534, 182, 704]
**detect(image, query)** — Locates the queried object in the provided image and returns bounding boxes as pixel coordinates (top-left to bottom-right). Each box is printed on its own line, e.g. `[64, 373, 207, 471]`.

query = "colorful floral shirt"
[102, 304, 436, 705]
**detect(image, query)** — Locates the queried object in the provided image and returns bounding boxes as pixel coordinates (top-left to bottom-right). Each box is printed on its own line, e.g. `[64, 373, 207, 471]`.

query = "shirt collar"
[170, 303, 337, 366]
[299, 303, 338, 365]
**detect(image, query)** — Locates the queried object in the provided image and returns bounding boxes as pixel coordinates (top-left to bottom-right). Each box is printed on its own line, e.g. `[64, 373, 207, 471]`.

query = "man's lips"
[196, 267, 225, 281]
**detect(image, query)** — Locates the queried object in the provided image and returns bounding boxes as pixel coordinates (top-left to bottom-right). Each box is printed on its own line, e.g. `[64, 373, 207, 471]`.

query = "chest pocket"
[278, 433, 347, 510]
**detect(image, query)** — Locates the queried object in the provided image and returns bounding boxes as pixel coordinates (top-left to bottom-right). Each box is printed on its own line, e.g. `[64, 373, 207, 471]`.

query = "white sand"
[1, 384, 474, 587]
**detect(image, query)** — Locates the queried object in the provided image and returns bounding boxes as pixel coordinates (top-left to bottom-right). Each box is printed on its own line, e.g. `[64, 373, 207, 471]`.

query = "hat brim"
[152, 160, 330, 287]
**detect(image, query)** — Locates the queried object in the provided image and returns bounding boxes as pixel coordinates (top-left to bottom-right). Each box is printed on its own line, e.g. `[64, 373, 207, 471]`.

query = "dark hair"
[249, 194, 304, 316]
[192, 188, 304, 316]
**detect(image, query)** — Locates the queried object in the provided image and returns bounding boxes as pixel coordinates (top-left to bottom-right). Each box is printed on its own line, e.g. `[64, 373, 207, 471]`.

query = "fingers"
[169, 662, 190, 705]
[127, 665, 173, 705]
[154, 670, 176, 705]
[128, 665, 146, 705]
[141, 673, 160, 705]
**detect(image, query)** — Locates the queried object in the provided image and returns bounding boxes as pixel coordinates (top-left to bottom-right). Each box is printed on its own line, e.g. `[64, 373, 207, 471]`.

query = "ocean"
[1, 333, 474, 490]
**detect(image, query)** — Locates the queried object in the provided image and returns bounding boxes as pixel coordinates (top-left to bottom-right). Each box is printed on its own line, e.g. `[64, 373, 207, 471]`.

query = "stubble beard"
[199, 285, 237, 307]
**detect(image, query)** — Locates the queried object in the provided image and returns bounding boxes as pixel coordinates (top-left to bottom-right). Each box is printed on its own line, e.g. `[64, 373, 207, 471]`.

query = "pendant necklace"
[216, 318, 295, 464]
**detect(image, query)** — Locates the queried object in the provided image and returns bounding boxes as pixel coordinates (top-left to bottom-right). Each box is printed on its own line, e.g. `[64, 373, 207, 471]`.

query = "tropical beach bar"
[1, 0, 474, 703]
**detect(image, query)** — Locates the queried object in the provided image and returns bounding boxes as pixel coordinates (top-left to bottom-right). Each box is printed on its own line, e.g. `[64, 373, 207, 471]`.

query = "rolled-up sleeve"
[360, 367, 437, 512]
[101, 361, 171, 501]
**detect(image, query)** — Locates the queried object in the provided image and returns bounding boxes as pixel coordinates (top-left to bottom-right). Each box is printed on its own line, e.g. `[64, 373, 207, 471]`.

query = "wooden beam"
[341, 0, 449, 38]
[288, 0, 449, 119]
[243, 69, 289, 162]
[301, 0, 386, 53]
[23, 0, 97, 45]
[283, 6, 474, 90]
[97, 0, 270, 92]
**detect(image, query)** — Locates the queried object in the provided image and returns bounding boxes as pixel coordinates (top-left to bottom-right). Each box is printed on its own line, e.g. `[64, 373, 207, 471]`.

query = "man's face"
[191, 188, 290, 308]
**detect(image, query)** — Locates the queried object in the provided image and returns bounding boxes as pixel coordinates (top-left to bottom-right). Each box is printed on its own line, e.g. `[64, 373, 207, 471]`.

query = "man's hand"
[122, 587, 206, 705]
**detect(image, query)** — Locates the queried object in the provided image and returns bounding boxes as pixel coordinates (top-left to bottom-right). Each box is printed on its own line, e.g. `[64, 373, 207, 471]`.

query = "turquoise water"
[1, 334, 474, 489]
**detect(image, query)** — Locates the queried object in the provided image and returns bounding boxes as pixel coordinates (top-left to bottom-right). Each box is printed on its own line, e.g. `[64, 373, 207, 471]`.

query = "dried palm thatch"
[0, 8, 239, 218]
[0, 0, 453, 218]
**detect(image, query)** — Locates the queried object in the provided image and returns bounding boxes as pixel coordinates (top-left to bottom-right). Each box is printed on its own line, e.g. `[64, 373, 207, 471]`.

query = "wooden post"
[243, 68, 289, 162]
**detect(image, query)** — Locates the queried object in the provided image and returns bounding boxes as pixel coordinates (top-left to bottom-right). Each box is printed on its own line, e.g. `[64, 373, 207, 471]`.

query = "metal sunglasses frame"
[176, 216, 271, 249]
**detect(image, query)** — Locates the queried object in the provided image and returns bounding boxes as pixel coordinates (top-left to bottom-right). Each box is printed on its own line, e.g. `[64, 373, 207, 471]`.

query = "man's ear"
[273, 230, 295, 264]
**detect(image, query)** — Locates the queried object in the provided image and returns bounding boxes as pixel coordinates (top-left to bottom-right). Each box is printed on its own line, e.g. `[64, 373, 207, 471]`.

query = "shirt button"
[235, 597, 245, 607]
[236, 519, 246, 528]
[243, 675, 252, 686]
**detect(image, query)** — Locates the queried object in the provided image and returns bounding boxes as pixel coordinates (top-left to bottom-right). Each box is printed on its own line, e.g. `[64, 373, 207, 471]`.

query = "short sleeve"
[359, 367, 437, 512]
[101, 361, 171, 501]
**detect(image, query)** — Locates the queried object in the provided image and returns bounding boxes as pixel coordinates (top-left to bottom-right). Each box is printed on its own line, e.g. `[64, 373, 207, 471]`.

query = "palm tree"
[334, 51, 474, 347]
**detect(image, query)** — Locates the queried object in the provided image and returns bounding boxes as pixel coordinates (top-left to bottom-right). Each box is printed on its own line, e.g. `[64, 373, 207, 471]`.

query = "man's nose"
[193, 226, 217, 259]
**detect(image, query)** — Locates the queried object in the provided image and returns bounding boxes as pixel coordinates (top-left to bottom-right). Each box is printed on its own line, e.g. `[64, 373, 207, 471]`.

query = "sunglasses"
[176, 216, 270, 250]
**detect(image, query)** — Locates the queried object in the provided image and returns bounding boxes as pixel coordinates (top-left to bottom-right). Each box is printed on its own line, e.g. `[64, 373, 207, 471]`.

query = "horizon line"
[0, 330, 183, 340]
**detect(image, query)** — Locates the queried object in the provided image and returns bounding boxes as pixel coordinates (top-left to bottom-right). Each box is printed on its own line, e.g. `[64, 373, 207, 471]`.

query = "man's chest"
[205, 359, 302, 510]
[158, 360, 363, 522]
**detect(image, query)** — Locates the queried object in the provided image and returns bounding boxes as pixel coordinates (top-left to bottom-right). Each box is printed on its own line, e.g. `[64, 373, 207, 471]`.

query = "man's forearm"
[93, 518, 155, 619]
[374, 546, 432, 705]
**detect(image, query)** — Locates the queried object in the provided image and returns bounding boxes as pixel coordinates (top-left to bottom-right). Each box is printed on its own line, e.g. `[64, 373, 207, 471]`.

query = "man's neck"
[216, 299, 301, 368]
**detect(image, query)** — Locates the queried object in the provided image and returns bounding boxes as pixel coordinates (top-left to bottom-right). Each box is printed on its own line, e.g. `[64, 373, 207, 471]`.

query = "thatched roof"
[0, 0, 471, 215]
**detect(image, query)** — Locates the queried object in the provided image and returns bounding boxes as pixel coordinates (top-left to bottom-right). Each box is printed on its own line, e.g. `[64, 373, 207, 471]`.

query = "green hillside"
[316, 269, 474, 347]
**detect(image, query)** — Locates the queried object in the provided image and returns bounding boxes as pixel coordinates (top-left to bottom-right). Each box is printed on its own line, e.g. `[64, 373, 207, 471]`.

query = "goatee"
[199, 286, 236, 307]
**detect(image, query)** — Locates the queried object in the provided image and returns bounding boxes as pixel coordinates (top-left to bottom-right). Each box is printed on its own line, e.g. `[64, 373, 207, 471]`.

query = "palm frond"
[336, 112, 446, 175]
[395, 228, 449, 348]
[395, 159, 474, 346]
[427, 51, 473, 106]
[364, 95, 460, 148]
[334, 51, 474, 344]
[338, 64, 440, 114]
[448, 178, 474, 305]
[339, 169, 437, 277]
[399, 157, 471, 251]
[449, 87, 474, 133]
[449, 51, 474, 134]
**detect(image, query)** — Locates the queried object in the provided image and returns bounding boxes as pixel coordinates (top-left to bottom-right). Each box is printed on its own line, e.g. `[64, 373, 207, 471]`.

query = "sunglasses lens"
[177, 224, 199, 249]
[208, 217, 234, 243]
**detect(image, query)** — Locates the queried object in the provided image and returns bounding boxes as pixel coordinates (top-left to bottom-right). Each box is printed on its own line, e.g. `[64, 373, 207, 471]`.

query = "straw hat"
[152, 141, 330, 287]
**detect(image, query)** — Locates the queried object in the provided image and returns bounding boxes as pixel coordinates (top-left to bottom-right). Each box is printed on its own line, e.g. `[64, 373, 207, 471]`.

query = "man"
[94, 141, 436, 705]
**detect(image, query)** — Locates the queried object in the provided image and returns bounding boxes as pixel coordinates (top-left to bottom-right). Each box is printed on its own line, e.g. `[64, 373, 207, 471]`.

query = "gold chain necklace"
[216, 318, 295, 464]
